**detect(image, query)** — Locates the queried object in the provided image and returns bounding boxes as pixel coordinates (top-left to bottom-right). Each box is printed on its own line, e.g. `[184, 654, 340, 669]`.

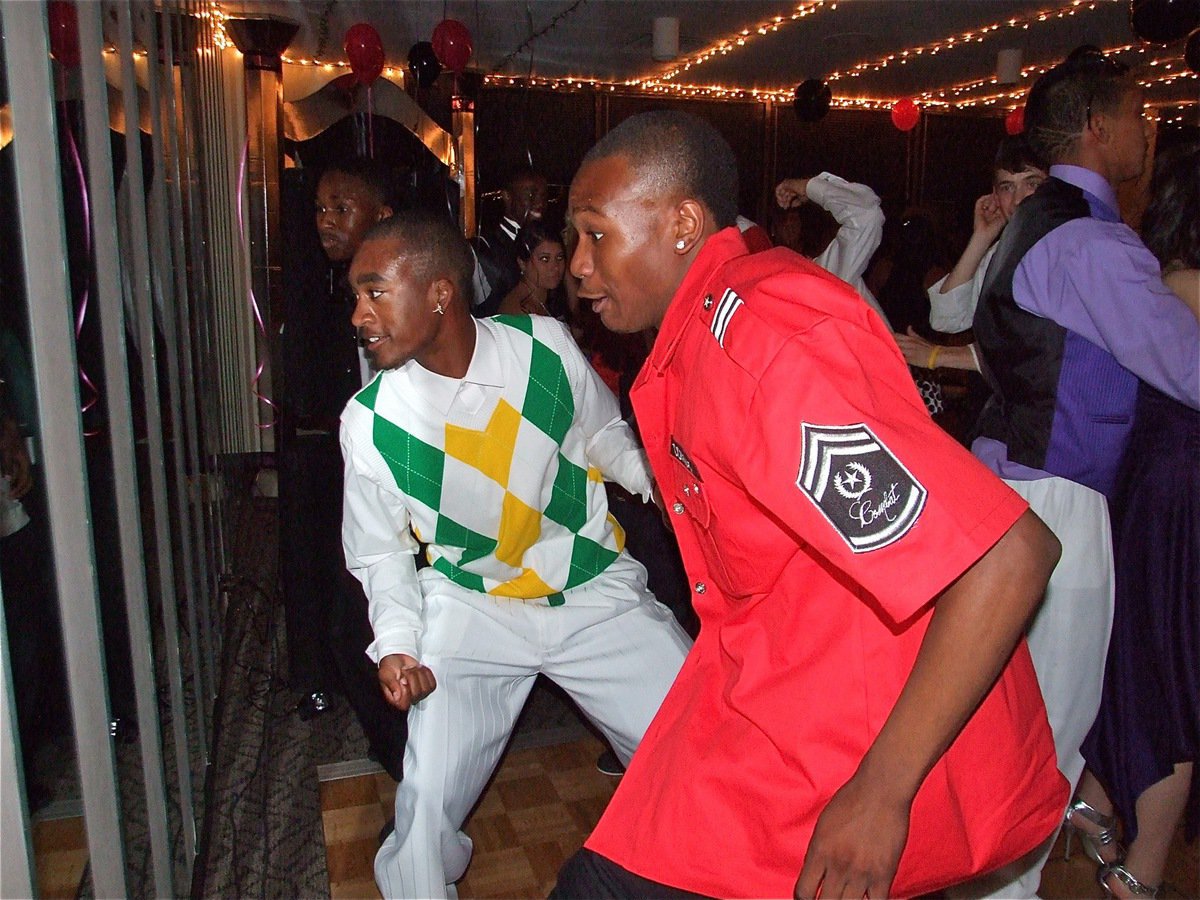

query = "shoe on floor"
[595, 749, 626, 776]
[295, 691, 330, 721]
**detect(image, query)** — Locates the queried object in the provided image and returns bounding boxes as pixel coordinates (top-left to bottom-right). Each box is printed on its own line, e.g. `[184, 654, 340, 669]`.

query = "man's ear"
[376, 204, 394, 223]
[427, 276, 455, 311]
[672, 199, 708, 255]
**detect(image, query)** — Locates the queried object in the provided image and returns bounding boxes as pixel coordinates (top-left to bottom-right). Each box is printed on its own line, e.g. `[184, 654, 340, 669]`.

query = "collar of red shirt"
[646, 226, 750, 374]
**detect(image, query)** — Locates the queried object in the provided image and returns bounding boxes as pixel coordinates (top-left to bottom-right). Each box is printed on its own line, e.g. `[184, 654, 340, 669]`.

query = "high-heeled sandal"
[1063, 797, 1123, 865]
[1098, 863, 1159, 897]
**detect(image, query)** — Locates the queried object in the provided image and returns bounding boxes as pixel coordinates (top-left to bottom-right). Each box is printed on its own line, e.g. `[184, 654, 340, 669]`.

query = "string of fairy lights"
[648, 1, 833, 84]
[174, 1, 1198, 123]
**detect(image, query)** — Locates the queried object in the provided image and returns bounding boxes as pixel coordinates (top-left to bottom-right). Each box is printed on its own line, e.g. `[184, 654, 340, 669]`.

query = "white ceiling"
[218, 1, 1196, 111]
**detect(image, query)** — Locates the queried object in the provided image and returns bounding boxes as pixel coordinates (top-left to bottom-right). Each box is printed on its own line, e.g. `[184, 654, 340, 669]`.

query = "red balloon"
[890, 98, 920, 132]
[1004, 105, 1025, 135]
[344, 23, 384, 86]
[432, 19, 473, 74]
[48, 1, 81, 69]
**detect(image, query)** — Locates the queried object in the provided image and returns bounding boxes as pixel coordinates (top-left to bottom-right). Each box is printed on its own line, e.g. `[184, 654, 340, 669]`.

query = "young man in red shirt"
[553, 110, 1068, 899]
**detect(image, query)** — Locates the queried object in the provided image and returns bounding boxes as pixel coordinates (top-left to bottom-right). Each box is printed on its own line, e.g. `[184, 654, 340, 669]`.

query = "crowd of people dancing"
[287, 44, 1197, 900]
[3, 41, 1194, 900]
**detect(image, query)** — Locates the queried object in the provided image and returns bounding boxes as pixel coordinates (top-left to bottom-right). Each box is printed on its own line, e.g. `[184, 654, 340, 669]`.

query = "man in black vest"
[963, 47, 1200, 898]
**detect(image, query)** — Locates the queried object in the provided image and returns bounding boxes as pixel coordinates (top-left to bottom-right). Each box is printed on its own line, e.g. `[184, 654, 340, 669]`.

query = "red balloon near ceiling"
[1005, 105, 1025, 135]
[891, 98, 920, 132]
[432, 19, 473, 74]
[344, 23, 384, 86]
[48, 1, 81, 69]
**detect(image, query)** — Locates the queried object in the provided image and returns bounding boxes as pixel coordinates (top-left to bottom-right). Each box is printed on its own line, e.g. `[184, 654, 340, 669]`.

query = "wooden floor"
[320, 734, 617, 899]
[320, 734, 1200, 900]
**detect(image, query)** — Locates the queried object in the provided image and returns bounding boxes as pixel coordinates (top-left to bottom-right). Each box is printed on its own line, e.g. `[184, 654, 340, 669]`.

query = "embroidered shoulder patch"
[796, 423, 926, 553]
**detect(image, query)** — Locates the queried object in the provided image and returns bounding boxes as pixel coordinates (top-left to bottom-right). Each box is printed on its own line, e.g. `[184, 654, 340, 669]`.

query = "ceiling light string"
[825, 0, 1098, 83]
[641, 0, 835, 85]
[914, 42, 1184, 104]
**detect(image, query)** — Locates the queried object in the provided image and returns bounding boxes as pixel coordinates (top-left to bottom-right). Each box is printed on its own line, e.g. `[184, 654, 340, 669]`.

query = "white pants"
[949, 476, 1115, 899]
[374, 553, 692, 899]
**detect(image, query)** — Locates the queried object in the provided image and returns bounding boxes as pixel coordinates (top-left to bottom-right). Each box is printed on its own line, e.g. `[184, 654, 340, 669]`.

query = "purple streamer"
[237, 139, 277, 429]
[58, 71, 101, 433]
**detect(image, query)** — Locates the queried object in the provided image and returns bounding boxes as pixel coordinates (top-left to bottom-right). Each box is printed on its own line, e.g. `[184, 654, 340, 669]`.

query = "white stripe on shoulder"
[710, 287, 743, 348]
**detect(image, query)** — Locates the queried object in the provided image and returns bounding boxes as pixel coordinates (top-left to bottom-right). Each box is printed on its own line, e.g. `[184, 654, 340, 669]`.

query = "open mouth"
[361, 334, 388, 351]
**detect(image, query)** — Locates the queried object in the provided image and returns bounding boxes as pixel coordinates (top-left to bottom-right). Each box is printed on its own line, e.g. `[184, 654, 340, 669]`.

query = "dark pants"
[551, 849, 711, 899]
[279, 433, 408, 780]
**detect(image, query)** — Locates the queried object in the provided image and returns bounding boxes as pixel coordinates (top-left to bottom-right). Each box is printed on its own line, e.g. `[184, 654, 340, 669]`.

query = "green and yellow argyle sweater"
[342, 315, 628, 605]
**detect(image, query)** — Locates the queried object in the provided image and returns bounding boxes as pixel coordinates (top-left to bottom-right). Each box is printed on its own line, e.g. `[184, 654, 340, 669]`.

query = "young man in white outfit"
[339, 208, 692, 899]
[774, 172, 888, 325]
[892, 136, 1047, 372]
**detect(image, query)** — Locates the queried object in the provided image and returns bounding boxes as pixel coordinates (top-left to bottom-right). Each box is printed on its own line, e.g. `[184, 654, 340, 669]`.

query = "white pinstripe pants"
[373, 552, 692, 900]
[947, 475, 1115, 899]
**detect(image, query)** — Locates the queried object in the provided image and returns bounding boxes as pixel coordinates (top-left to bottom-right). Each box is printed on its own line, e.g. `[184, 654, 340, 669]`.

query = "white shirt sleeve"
[549, 322, 654, 501]
[928, 243, 995, 334]
[340, 419, 426, 663]
[809, 172, 885, 291]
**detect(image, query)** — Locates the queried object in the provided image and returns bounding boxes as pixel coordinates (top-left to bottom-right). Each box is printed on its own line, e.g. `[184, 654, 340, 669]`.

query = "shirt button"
[703, 293, 713, 310]
[694, 581, 707, 594]
[672, 502, 685, 514]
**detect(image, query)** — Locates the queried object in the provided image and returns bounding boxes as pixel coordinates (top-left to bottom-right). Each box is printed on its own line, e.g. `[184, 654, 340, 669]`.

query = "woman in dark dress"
[1069, 140, 1200, 898]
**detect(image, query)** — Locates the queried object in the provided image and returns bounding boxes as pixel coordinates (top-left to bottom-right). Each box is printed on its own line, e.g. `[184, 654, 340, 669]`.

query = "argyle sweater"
[341, 315, 652, 662]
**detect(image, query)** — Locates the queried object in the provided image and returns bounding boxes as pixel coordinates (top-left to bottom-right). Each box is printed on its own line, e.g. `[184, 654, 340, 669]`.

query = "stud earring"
[434, 302, 445, 315]
[675, 239, 686, 250]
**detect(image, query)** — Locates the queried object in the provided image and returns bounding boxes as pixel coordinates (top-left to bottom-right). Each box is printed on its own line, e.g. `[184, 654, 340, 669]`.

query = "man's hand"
[793, 775, 910, 899]
[893, 327, 935, 369]
[973, 193, 1006, 243]
[377, 653, 436, 711]
[775, 178, 811, 210]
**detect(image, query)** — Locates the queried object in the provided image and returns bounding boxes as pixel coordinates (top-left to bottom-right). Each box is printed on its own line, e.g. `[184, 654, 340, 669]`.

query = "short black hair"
[320, 158, 398, 208]
[1024, 46, 1135, 165]
[582, 110, 739, 229]
[514, 218, 565, 262]
[505, 167, 547, 191]
[360, 208, 474, 305]
[993, 134, 1047, 176]
[1142, 139, 1200, 271]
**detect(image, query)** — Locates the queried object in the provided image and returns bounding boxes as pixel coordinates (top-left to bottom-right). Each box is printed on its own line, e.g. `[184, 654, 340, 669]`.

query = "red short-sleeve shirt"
[585, 229, 1066, 899]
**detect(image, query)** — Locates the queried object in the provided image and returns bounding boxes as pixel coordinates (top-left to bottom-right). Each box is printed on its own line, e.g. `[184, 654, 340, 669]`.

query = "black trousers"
[551, 849, 712, 899]
[279, 433, 408, 780]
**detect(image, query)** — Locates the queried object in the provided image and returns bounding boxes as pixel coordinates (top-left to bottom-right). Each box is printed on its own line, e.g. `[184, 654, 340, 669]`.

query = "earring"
[675, 239, 686, 250]
[434, 302, 445, 315]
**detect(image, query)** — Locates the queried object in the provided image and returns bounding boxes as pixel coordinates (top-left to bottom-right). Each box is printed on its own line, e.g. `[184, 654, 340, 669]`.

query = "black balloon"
[1130, 0, 1200, 43]
[1187, 28, 1200, 71]
[793, 78, 831, 122]
[407, 41, 442, 89]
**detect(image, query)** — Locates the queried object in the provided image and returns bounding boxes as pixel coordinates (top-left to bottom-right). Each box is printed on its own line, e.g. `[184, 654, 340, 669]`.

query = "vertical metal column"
[454, 95, 477, 236]
[76, 3, 175, 895]
[159, 2, 219, 724]
[226, 16, 300, 453]
[0, 602, 35, 898]
[115, 0, 197, 865]
[137, 1, 209, 777]
[0, 2, 127, 895]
